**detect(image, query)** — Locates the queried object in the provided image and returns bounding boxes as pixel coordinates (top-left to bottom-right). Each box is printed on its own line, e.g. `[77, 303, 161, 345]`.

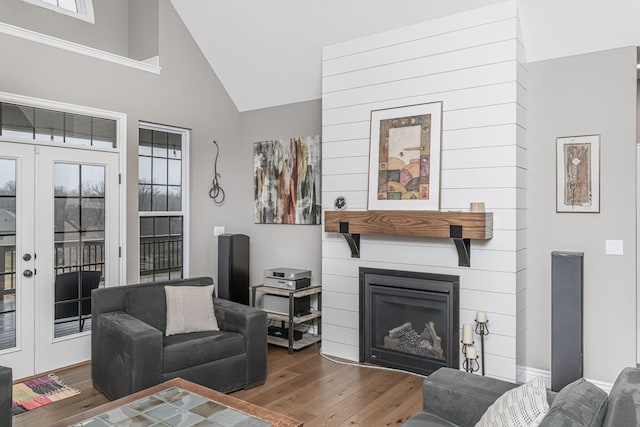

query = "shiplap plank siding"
[515, 8, 528, 373]
[321, 1, 524, 381]
[323, 82, 519, 126]
[322, 139, 369, 159]
[323, 62, 518, 109]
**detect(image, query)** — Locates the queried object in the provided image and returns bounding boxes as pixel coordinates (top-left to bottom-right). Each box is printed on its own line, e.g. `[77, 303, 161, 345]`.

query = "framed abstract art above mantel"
[367, 102, 442, 211]
[556, 134, 600, 213]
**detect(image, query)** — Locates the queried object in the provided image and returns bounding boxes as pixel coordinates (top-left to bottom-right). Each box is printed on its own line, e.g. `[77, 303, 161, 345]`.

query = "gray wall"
[237, 100, 322, 286]
[128, 0, 159, 61]
[0, 0, 130, 57]
[0, 0, 240, 283]
[527, 47, 638, 383]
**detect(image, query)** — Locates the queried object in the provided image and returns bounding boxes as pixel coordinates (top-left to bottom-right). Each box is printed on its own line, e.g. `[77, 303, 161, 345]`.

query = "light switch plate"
[214, 226, 225, 236]
[605, 240, 623, 255]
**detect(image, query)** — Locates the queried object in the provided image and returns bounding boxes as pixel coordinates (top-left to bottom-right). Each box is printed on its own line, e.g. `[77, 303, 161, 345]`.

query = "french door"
[0, 141, 120, 379]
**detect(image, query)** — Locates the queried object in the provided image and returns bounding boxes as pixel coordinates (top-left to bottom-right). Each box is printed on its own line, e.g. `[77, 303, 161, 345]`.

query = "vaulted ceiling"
[171, 0, 640, 112]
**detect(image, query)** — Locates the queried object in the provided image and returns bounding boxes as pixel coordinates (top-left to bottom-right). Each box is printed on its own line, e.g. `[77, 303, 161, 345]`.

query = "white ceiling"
[171, 0, 640, 112]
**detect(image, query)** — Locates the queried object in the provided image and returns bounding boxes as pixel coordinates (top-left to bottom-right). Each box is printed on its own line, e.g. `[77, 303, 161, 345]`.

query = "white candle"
[476, 311, 488, 324]
[466, 345, 478, 360]
[462, 323, 473, 344]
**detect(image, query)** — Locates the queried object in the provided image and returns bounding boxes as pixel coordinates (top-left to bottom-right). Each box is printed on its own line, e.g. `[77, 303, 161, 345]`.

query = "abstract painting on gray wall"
[253, 135, 321, 224]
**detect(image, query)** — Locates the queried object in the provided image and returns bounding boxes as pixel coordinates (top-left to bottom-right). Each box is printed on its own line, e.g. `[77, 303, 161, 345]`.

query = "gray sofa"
[0, 365, 11, 427]
[404, 367, 640, 426]
[91, 276, 267, 400]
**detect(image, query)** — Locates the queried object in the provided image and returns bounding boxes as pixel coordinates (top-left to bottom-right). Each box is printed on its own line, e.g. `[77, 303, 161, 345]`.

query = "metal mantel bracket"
[339, 221, 360, 258]
[450, 225, 471, 267]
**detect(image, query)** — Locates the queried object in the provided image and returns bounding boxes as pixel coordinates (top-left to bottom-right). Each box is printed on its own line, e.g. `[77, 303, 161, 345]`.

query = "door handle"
[23, 270, 33, 278]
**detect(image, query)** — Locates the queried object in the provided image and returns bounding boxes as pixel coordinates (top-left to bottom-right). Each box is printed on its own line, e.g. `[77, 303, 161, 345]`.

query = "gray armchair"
[91, 277, 267, 400]
[0, 365, 11, 427]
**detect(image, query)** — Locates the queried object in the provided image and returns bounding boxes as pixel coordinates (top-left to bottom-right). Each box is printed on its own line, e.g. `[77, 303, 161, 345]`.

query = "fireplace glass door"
[360, 268, 459, 376]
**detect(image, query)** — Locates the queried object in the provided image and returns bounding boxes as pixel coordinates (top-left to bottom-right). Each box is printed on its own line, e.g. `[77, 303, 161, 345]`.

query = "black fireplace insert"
[359, 267, 459, 376]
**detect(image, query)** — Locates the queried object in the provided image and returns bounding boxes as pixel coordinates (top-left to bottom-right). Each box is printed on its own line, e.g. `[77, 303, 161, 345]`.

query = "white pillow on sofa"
[476, 377, 550, 427]
[165, 284, 219, 336]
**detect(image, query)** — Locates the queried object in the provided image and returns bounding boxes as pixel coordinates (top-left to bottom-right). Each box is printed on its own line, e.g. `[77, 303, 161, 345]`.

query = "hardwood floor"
[13, 344, 424, 426]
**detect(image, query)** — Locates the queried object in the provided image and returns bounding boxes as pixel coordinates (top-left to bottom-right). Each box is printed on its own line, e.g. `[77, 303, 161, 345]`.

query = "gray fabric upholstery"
[124, 285, 167, 332]
[420, 368, 520, 427]
[403, 411, 459, 427]
[0, 365, 11, 427]
[539, 378, 607, 427]
[603, 367, 640, 427]
[214, 297, 268, 388]
[94, 311, 163, 398]
[92, 277, 267, 400]
[163, 330, 244, 372]
[404, 367, 640, 427]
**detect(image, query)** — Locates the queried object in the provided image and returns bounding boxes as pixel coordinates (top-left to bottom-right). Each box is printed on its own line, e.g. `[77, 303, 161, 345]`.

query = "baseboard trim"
[517, 365, 552, 389]
[517, 365, 613, 394]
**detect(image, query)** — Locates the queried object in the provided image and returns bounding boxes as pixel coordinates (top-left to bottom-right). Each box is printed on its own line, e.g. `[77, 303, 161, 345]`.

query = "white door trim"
[0, 91, 127, 286]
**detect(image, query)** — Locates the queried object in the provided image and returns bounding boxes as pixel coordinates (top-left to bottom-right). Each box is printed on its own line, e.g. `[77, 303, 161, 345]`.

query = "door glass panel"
[81, 165, 105, 197]
[54, 163, 105, 338]
[35, 109, 64, 142]
[0, 159, 16, 350]
[54, 164, 80, 197]
[1, 104, 34, 139]
[92, 117, 116, 149]
[64, 113, 92, 146]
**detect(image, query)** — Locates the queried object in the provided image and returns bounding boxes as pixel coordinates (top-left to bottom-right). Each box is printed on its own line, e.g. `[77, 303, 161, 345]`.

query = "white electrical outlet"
[214, 226, 225, 236]
[605, 240, 624, 256]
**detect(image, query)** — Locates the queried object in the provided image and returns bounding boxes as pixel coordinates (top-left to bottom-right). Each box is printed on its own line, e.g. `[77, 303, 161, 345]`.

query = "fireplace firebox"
[359, 268, 459, 376]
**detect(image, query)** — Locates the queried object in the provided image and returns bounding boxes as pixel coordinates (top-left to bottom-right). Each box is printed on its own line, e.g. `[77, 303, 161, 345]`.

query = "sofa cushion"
[165, 285, 218, 336]
[403, 411, 459, 426]
[163, 330, 245, 373]
[603, 367, 640, 427]
[476, 377, 549, 427]
[538, 378, 607, 427]
[124, 286, 167, 332]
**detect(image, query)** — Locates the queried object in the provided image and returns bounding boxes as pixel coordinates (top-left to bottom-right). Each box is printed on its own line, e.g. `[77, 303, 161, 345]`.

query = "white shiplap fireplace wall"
[320, 1, 526, 382]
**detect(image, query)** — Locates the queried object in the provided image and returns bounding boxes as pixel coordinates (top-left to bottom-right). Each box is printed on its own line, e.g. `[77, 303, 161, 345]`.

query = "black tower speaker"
[218, 233, 250, 305]
[551, 251, 584, 392]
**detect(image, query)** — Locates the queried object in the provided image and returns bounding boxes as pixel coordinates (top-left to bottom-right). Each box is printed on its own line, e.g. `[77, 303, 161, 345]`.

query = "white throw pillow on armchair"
[476, 377, 550, 427]
[165, 284, 219, 336]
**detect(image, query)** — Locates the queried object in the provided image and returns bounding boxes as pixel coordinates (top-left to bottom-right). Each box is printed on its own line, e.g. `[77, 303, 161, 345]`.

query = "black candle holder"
[475, 320, 489, 376]
[463, 356, 480, 373]
[461, 341, 474, 357]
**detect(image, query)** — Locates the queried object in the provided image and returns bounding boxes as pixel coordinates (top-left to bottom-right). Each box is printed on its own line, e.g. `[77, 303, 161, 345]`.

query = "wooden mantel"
[324, 210, 492, 267]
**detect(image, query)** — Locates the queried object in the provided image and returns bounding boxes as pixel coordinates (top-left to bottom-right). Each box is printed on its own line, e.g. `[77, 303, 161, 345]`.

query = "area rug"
[12, 374, 80, 415]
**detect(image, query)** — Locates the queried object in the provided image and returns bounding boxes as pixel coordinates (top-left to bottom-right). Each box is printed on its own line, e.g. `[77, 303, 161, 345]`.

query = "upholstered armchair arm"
[421, 368, 519, 426]
[214, 298, 267, 388]
[0, 365, 11, 427]
[92, 312, 163, 400]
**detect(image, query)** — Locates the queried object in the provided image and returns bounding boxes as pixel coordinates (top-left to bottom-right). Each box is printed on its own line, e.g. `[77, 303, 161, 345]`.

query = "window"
[21, 0, 95, 23]
[0, 102, 117, 148]
[138, 124, 188, 282]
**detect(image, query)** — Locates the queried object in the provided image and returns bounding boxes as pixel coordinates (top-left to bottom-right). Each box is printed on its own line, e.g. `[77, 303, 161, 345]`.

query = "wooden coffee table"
[53, 378, 303, 427]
